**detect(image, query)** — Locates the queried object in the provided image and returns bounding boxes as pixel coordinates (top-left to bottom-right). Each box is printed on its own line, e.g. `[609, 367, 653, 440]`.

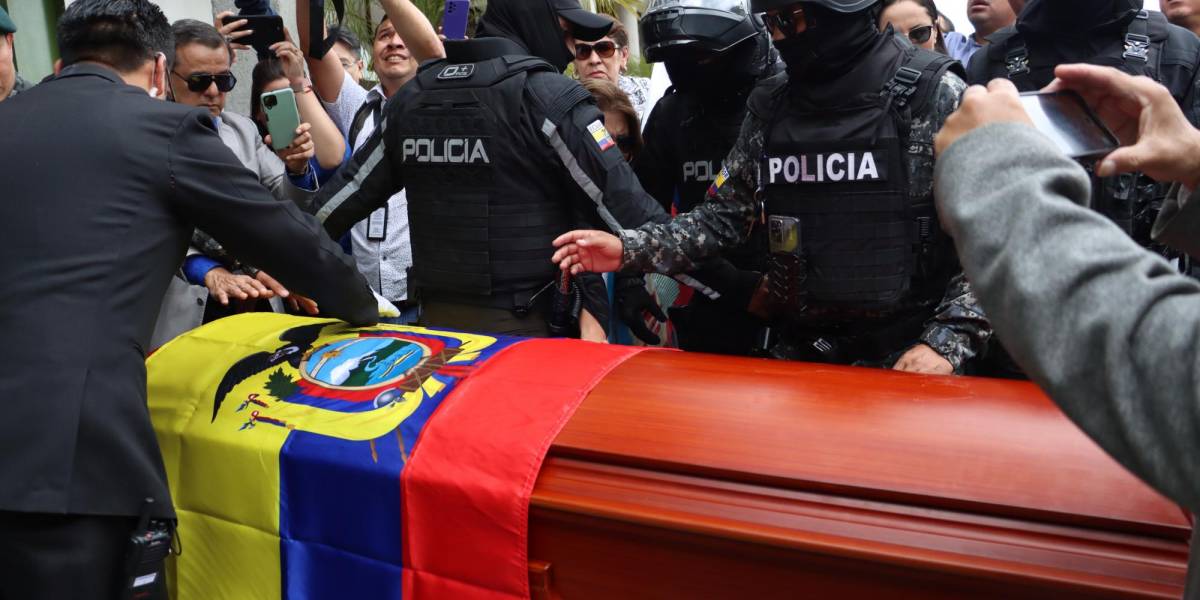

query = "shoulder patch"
[587, 120, 616, 152]
[437, 64, 475, 80]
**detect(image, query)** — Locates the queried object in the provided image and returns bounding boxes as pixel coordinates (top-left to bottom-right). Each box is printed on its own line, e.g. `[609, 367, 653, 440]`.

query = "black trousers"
[0, 511, 166, 600]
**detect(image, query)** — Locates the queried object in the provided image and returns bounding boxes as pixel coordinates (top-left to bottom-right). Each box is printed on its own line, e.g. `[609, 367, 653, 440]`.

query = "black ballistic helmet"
[640, 0, 760, 63]
[748, 0, 878, 14]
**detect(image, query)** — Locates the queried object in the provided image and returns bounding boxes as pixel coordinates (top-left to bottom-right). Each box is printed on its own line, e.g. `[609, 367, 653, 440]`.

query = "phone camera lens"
[263, 95, 277, 108]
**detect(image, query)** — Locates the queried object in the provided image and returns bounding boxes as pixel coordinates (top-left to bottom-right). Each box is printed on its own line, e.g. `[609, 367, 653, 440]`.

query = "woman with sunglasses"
[570, 15, 652, 120]
[878, 0, 947, 54]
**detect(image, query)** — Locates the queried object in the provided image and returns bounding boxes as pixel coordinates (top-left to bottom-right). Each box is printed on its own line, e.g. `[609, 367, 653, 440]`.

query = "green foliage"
[264, 368, 299, 401]
[593, 0, 647, 15]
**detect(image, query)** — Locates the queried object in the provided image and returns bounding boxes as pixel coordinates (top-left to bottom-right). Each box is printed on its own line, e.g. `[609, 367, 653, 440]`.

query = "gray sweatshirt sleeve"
[934, 122, 1200, 513]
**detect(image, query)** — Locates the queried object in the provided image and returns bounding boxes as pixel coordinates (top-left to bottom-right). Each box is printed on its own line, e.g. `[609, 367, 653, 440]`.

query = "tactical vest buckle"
[1124, 33, 1151, 62]
[1005, 47, 1030, 77]
[884, 67, 923, 108]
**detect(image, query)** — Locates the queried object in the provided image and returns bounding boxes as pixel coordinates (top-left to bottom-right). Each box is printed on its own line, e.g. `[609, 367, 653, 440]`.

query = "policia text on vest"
[765, 150, 885, 184]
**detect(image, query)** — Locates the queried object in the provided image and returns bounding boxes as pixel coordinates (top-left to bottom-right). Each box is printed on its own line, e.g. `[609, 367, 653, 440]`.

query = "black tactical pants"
[421, 301, 552, 338]
[0, 511, 167, 600]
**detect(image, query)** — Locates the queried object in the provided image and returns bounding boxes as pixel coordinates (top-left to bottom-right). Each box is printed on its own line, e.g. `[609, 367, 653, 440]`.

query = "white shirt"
[322, 72, 413, 303]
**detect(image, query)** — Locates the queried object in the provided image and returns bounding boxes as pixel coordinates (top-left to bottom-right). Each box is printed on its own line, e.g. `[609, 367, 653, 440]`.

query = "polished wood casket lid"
[552, 351, 1190, 537]
[530, 351, 1190, 598]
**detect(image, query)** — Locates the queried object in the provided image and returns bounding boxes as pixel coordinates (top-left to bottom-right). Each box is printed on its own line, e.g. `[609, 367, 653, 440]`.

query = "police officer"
[967, 0, 1200, 265]
[626, 0, 781, 354]
[554, 0, 993, 375]
[313, 0, 668, 339]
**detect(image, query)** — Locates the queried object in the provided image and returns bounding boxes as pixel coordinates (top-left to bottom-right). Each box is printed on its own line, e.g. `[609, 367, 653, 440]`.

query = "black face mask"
[1018, 0, 1141, 35]
[477, 0, 574, 71]
[667, 36, 763, 100]
[771, 3, 882, 83]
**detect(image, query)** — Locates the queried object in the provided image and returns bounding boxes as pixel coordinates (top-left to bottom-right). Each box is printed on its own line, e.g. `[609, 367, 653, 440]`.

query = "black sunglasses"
[759, 8, 804, 35]
[172, 71, 237, 93]
[574, 41, 619, 61]
[908, 25, 935, 45]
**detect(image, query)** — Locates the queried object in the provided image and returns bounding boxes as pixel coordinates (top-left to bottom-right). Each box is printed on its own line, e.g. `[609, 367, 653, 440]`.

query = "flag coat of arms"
[148, 313, 646, 599]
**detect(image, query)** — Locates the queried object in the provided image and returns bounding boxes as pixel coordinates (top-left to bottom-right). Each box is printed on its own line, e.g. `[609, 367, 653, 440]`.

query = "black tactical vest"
[394, 48, 568, 307]
[757, 40, 960, 316]
[968, 10, 1200, 247]
[658, 91, 751, 214]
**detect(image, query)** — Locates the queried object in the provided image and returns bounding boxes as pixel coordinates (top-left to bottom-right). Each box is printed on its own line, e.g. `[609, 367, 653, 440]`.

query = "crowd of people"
[3, 0, 1200, 597]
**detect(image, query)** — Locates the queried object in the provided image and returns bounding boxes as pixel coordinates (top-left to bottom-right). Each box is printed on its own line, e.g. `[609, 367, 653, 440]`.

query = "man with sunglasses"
[153, 20, 323, 340]
[555, 0, 993, 375]
[315, 0, 669, 340]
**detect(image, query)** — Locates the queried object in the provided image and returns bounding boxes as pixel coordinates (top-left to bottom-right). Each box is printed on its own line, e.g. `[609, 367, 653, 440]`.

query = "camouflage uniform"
[618, 72, 993, 372]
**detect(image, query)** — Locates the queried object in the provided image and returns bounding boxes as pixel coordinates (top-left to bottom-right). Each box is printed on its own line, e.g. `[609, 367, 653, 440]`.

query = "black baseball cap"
[551, 0, 614, 41]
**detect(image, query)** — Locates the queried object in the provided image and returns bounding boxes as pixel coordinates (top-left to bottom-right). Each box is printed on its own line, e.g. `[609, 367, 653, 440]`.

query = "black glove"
[614, 275, 668, 345]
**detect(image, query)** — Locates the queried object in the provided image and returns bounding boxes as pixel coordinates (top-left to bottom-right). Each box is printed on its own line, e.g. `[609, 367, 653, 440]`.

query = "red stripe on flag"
[401, 340, 649, 599]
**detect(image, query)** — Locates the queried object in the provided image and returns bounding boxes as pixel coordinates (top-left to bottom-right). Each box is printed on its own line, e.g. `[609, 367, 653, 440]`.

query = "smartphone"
[261, 88, 301, 151]
[442, 0, 470, 40]
[221, 14, 286, 56]
[1018, 91, 1119, 160]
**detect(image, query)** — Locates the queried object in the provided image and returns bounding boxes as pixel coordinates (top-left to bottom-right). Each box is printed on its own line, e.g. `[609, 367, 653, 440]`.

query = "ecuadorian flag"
[147, 314, 520, 599]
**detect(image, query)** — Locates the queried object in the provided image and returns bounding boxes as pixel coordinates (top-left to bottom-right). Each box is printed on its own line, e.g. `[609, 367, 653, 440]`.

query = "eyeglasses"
[171, 71, 237, 93]
[574, 41, 619, 61]
[759, 8, 804, 35]
[908, 25, 935, 45]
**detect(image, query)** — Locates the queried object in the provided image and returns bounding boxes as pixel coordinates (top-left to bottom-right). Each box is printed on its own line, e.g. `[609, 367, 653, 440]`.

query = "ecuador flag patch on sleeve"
[587, 120, 616, 152]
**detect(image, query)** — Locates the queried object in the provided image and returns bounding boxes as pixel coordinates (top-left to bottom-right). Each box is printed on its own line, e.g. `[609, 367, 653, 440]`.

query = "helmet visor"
[646, 0, 751, 14]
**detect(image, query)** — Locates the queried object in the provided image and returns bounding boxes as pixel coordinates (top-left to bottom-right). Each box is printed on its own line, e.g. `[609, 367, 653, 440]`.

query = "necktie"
[348, 91, 384, 150]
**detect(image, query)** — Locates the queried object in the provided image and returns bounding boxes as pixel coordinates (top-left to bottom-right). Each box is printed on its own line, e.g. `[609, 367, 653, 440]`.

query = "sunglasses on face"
[908, 24, 935, 45]
[172, 71, 237, 93]
[759, 8, 803, 34]
[574, 41, 619, 61]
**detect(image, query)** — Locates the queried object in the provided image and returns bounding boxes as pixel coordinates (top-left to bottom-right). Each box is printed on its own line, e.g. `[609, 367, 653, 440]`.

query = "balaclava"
[1018, 0, 1142, 36]
[476, 0, 574, 71]
[771, 2, 884, 83]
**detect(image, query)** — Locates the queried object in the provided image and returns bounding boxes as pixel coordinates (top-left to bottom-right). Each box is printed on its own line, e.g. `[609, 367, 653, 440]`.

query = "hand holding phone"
[442, 0, 470, 40]
[1018, 91, 1119, 160]
[221, 14, 285, 56]
[262, 88, 301, 151]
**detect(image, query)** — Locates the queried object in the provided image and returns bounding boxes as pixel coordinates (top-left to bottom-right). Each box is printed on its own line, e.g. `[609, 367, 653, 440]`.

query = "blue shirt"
[945, 31, 984, 67]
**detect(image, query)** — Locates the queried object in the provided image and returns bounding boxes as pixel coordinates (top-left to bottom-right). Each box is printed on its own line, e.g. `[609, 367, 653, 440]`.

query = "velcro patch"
[587, 120, 616, 152]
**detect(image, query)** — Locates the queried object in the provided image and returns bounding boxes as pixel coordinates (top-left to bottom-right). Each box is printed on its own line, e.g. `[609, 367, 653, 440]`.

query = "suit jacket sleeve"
[166, 110, 378, 326]
[935, 122, 1200, 512]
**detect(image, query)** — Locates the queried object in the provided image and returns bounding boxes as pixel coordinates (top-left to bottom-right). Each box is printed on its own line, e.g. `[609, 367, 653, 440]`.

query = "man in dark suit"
[0, 1, 377, 598]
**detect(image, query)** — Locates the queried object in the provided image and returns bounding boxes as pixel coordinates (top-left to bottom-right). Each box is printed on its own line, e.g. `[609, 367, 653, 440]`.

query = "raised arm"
[273, 32, 346, 170]
[296, 0, 346, 104]
[379, 0, 445, 62]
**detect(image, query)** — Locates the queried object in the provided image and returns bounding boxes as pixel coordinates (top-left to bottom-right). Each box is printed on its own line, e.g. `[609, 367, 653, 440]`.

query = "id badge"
[367, 206, 388, 241]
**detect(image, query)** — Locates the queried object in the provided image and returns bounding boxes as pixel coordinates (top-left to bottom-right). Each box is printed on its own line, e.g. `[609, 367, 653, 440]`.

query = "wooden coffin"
[528, 352, 1192, 599]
